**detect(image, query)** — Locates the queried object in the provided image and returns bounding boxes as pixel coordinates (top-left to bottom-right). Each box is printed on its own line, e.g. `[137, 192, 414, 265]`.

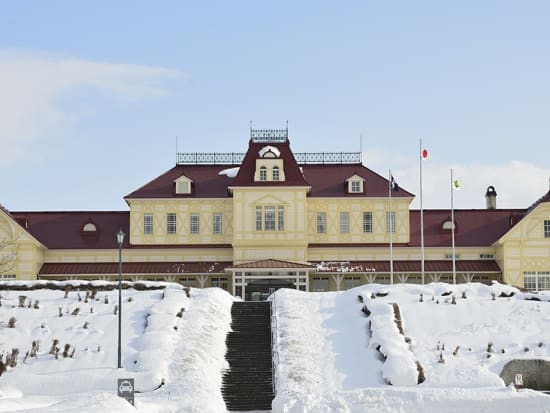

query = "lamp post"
[116, 228, 125, 369]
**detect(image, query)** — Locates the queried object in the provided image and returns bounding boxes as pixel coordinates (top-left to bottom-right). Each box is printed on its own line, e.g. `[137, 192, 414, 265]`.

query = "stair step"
[222, 302, 275, 411]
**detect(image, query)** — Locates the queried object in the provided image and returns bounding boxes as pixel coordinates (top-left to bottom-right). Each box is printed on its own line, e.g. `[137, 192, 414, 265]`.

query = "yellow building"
[1, 130, 549, 298]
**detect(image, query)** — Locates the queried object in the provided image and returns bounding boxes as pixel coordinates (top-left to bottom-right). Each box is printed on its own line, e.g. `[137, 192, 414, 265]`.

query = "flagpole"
[389, 169, 394, 285]
[419, 139, 425, 285]
[451, 168, 456, 284]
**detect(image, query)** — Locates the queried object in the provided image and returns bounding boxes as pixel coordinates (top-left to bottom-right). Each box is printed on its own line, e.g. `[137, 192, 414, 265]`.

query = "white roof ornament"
[259, 145, 281, 158]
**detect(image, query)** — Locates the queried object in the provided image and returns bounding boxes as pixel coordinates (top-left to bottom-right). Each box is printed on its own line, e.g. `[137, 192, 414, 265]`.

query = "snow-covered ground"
[272, 283, 550, 412]
[0, 281, 234, 412]
[1, 280, 549, 412]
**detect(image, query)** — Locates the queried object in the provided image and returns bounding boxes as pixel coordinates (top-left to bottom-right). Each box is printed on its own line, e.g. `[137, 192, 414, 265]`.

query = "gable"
[174, 174, 194, 195]
[498, 202, 550, 243]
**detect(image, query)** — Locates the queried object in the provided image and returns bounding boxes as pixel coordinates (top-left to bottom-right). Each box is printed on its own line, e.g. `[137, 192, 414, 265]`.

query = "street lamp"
[116, 228, 125, 369]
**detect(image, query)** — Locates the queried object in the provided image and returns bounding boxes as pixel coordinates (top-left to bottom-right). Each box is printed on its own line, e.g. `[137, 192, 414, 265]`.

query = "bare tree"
[0, 236, 18, 275]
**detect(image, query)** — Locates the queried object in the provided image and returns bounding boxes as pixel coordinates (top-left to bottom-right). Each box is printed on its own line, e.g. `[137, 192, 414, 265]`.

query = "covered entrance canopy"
[226, 259, 316, 301]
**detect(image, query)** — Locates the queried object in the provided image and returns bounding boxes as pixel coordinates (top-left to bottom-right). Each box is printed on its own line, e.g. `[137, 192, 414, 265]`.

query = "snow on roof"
[218, 167, 240, 178]
[258, 145, 280, 158]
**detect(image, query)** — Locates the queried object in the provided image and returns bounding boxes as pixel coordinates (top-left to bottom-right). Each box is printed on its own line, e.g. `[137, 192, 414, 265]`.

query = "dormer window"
[442, 220, 456, 231]
[174, 175, 193, 195]
[81, 220, 99, 237]
[82, 222, 97, 232]
[346, 175, 365, 194]
[254, 155, 285, 182]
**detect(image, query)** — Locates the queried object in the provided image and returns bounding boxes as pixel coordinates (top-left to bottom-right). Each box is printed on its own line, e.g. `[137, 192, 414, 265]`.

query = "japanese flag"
[421, 148, 429, 160]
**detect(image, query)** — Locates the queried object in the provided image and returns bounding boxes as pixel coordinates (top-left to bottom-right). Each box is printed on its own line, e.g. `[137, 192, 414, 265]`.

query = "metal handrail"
[270, 294, 278, 395]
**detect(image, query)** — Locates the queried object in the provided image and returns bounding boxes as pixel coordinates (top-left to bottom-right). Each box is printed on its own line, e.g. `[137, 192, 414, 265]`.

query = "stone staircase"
[222, 301, 275, 411]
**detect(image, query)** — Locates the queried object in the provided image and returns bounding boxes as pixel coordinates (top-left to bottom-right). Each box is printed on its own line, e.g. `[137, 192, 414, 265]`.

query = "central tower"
[229, 128, 311, 264]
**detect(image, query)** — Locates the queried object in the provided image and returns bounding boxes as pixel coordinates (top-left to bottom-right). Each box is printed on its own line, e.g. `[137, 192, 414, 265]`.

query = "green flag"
[453, 179, 460, 191]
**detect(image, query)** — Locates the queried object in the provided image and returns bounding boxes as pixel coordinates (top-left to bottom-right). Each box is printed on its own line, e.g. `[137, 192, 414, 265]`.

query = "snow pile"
[273, 283, 550, 412]
[0, 282, 234, 413]
[218, 167, 239, 178]
[366, 297, 418, 386]
[258, 145, 280, 158]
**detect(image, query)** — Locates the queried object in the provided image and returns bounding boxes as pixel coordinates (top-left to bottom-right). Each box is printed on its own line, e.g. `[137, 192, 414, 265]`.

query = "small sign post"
[117, 378, 135, 406]
[514, 373, 524, 387]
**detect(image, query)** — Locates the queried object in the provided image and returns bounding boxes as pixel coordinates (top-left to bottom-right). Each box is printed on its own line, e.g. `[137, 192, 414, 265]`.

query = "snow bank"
[0, 284, 235, 413]
[274, 282, 550, 412]
[366, 299, 418, 386]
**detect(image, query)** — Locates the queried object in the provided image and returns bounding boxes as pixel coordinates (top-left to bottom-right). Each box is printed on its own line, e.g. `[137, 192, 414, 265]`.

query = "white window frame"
[386, 211, 396, 233]
[213, 213, 223, 234]
[190, 213, 200, 234]
[272, 166, 280, 181]
[344, 276, 362, 289]
[312, 276, 329, 292]
[211, 277, 228, 290]
[256, 206, 262, 230]
[340, 211, 349, 233]
[278, 206, 284, 231]
[167, 213, 177, 234]
[144, 213, 153, 234]
[351, 181, 361, 193]
[317, 212, 326, 234]
[524, 271, 550, 291]
[176, 181, 189, 194]
[363, 211, 372, 233]
[544, 220, 550, 238]
[264, 206, 276, 230]
[260, 166, 267, 181]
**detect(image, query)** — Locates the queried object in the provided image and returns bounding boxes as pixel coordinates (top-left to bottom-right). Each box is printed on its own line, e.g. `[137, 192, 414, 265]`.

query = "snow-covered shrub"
[62, 344, 71, 358]
[7, 348, 19, 367]
[30, 340, 39, 357]
[49, 339, 59, 355]
[18, 295, 26, 307]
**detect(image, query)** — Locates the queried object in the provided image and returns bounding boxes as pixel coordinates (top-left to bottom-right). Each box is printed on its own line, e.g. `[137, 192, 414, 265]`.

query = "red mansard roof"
[10, 211, 130, 249]
[126, 139, 413, 199]
[301, 164, 413, 198]
[409, 209, 525, 247]
[231, 140, 310, 187]
[125, 164, 234, 199]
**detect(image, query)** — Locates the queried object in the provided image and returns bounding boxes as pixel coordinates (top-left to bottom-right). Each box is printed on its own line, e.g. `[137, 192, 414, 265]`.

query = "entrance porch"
[226, 259, 315, 301]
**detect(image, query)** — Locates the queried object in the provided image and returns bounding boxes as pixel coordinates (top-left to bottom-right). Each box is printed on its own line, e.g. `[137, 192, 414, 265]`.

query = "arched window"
[442, 220, 455, 230]
[82, 222, 97, 232]
[272, 166, 280, 181]
[260, 166, 267, 181]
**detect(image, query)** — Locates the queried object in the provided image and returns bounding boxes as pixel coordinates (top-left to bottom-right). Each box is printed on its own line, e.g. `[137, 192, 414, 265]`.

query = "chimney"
[485, 186, 497, 209]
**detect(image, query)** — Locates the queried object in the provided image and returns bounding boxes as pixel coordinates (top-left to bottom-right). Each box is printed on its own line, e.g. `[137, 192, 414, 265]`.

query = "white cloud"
[0, 50, 182, 164]
[364, 149, 550, 210]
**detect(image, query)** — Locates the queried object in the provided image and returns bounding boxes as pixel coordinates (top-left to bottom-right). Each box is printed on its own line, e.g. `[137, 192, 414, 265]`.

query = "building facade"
[1, 130, 549, 297]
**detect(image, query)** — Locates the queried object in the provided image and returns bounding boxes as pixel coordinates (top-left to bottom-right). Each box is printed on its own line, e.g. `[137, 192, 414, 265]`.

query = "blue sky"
[1, 1, 549, 211]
